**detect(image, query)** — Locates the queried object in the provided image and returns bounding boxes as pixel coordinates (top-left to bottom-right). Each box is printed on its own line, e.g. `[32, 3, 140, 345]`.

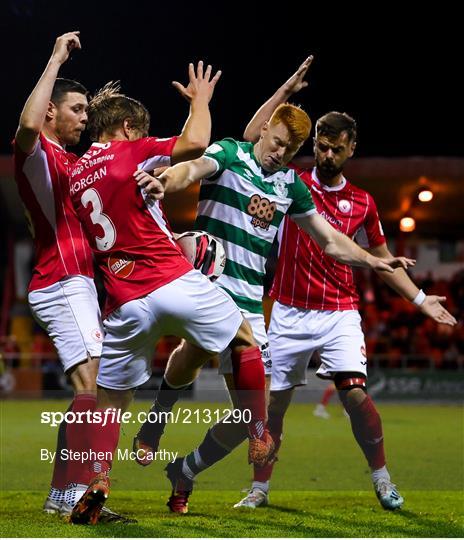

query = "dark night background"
[0, 0, 461, 158]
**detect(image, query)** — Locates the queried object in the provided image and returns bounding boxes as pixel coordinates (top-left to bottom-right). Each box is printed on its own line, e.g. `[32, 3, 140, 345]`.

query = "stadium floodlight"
[399, 216, 416, 232]
[417, 188, 433, 202]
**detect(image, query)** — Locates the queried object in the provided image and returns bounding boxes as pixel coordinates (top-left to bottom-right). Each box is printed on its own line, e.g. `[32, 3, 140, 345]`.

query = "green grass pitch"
[1, 400, 463, 537]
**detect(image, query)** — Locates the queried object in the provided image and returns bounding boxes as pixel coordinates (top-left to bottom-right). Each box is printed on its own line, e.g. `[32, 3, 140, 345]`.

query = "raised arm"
[171, 61, 222, 164]
[135, 156, 217, 195]
[367, 243, 457, 325]
[293, 213, 415, 273]
[16, 31, 82, 154]
[243, 55, 313, 143]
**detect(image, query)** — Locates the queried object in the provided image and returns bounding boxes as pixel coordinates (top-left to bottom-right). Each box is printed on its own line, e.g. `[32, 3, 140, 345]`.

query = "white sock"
[371, 465, 391, 484]
[251, 481, 269, 493]
[182, 457, 196, 481]
[64, 482, 88, 508]
[48, 487, 65, 504]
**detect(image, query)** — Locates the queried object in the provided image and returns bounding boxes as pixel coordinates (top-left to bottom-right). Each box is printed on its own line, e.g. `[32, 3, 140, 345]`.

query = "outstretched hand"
[282, 55, 314, 96]
[419, 295, 457, 326]
[172, 61, 222, 104]
[51, 31, 82, 65]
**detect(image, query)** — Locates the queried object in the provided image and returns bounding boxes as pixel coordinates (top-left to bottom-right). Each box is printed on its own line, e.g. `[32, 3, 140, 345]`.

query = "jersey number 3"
[81, 188, 116, 251]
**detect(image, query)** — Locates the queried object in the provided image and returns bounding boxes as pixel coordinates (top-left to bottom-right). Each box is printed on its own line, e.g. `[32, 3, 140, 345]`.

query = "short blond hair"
[269, 103, 312, 149]
[87, 81, 150, 141]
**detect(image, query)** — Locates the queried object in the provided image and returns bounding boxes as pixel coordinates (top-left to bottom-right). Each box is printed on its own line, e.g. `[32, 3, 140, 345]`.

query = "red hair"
[269, 103, 311, 149]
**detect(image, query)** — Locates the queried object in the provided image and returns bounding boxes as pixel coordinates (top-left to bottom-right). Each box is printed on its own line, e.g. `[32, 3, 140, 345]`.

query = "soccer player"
[68, 78, 273, 524]
[232, 58, 457, 510]
[137, 101, 415, 513]
[313, 382, 338, 419]
[13, 31, 108, 517]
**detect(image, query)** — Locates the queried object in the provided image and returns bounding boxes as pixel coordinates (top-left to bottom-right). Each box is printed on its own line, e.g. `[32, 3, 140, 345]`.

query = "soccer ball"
[176, 230, 226, 281]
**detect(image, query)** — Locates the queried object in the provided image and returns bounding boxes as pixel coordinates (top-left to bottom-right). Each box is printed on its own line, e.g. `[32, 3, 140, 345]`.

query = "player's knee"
[72, 378, 97, 394]
[334, 373, 367, 392]
[180, 340, 217, 368]
[97, 387, 133, 411]
[334, 373, 367, 409]
[69, 359, 98, 393]
[268, 389, 292, 417]
[190, 344, 217, 365]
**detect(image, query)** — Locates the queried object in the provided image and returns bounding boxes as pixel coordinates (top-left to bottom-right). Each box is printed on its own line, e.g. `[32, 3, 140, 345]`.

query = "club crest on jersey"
[108, 254, 135, 278]
[91, 329, 104, 343]
[338, 199, 352, 213]
[273, 180, 288, 198]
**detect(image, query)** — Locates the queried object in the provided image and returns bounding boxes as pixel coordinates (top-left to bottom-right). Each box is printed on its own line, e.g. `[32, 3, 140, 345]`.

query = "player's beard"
[65, 132, 81, 146]
[317, 158, 343, 180]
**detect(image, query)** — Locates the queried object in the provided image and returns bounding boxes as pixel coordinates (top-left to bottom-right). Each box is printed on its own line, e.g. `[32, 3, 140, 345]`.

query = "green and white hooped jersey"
[195, 138, 317, 314]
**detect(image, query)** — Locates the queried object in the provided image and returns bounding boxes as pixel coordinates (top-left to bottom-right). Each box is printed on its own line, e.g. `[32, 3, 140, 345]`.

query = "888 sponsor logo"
[247, 194, 277, 230]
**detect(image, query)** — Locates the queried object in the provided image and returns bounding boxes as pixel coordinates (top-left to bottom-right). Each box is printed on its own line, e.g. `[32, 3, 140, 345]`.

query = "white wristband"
[412, 289, 426, 306]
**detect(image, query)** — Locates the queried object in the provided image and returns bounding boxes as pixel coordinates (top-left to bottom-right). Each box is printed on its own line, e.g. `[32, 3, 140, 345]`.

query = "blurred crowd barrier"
[1, 269, 462, 400]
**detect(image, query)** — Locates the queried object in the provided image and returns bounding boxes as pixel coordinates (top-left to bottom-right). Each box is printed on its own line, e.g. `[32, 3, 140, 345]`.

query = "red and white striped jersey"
[70, 137, 192, 316]
[270, 166, 386, 311]
[14, 134, 94, 292]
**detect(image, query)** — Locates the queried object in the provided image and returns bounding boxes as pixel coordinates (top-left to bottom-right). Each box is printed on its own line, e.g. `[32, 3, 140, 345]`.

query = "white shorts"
[98, 270, 243, 390]
[28, 275, 103, 372]
[269, 302, 367, 391]
[218, 311, 271, 376]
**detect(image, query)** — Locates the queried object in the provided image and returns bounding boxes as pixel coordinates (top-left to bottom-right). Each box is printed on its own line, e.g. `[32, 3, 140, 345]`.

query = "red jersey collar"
[312, 167, 347, 192]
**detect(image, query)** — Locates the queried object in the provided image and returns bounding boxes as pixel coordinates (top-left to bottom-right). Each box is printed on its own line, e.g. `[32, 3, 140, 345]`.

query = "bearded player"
[233, 57, 456, 511]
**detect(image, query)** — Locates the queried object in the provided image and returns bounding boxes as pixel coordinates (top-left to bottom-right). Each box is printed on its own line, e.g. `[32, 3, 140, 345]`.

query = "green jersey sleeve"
[203, 138, 237, 179]
[288, 171, 317, 217]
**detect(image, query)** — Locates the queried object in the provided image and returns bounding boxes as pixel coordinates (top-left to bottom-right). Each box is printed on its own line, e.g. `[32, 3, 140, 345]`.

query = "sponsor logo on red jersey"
[108, 254, 135, 278]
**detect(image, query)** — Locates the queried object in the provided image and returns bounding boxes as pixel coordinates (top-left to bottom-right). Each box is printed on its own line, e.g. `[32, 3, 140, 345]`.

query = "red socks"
[253, 412, 283, 482]
[87, 408, 121, 476]
[232, 346, 266, 439]
[65, 394, 97, 485]
[321, 384, 336, 406]
[50, 402, 73, 490]
[52, 398, 121, 486]
[347, 395, 386, 470]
